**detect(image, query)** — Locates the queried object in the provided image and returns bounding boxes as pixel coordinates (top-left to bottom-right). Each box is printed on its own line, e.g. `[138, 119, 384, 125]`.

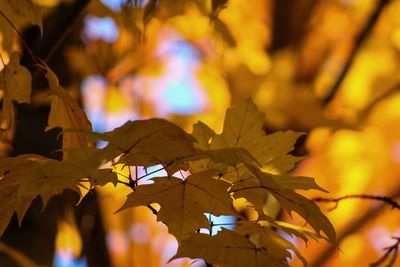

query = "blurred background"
[1, 0, 400, 266]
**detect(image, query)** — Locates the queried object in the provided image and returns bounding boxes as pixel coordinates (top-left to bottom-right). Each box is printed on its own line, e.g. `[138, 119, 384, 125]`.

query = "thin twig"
[370, 237, 400, 267]
[44, 0, 90, 63]
[146, 204, 158, 215]
[136, 165, 167, 181]
[313, 194, 400, 211]
[322, 0, 391, 106]
[116, 180, 158, 215]
[310, 187, 400, 267]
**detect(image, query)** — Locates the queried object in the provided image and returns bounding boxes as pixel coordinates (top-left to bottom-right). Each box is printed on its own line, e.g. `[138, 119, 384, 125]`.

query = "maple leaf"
[0, 52, 32, 136]
[118, 169, 237, 241]
[191, 99, 303, 183]
[190, 100, 335, 242]
[231, 169, 336, 243]
[171, 228, 290, 267]
[234, 221, 307, 267]
[0, 148, 115, 236]
[39, 63, 92, 150]
[192, 121, 214, 150]
[102, 118, 197, 167]
[210, 99, 303, 172]
[273, 220, 320, 244]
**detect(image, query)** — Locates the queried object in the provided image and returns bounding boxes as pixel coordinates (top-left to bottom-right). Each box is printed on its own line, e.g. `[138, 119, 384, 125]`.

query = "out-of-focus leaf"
[119, 169, 237, 241]
[0, 0, 43, 35]
[0, 52, 32, 136]
[212, 0, 228, 15]
[213, 17, 236, 47]
[39, 63, 92, 149]
[1, 52, 31, 104]
[8, 0, 42, 35]
[143, 0, 159, 25]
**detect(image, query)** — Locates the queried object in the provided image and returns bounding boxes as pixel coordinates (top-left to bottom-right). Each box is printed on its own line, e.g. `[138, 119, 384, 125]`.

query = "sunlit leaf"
[119, 169, 237, 241]
[231, 170, 336, 243]
[235, 221, 307, 267]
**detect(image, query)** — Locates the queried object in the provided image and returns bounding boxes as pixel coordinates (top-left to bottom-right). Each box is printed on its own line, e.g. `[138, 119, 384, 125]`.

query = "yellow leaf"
[210, 99, 303, 171]
[235, 221, 307, 267]
[273, 220, 320, 244]
[231, 170, 336, 243]
[119, 169, 238, 241]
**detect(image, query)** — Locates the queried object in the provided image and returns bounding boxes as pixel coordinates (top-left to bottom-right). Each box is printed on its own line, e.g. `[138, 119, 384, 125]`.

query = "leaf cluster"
[0, 97, 335, 266]
[0, 1, 336, 266]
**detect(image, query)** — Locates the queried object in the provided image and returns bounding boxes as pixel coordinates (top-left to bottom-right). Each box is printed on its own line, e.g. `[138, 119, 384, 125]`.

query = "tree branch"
[322, 0, 391, 106]
[370, 237, 400, 267]
[313, 194, 400, 211]
[310, 188, 400, 267]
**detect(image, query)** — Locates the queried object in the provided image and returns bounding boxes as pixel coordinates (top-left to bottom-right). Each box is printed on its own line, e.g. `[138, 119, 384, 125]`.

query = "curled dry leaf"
[39, 63, 92, 150]
[0, 52, 31, 137]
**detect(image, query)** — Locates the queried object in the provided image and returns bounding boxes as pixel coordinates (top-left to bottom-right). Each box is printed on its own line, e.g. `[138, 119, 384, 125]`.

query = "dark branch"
[313, 194, 400, 211]
[322, 0, 391, 106]
[370, 237, 400, 267]
[310, 187, 400, 267]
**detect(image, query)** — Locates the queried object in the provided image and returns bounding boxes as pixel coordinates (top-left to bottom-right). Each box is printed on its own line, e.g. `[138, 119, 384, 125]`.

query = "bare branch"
[310, 188, 400, 267]
[313, 194, 400, 211]
[322, 0, 391, 106]
[370, 237, 400, 267]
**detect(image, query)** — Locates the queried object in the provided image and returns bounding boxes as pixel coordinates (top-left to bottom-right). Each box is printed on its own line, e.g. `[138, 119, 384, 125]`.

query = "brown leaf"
[231, 170, 336, 243]
[103, 118, 197, 167]
[235, 221, 307, 266]
[8, 0, 42, 35]
[39, 63, 92, 149]
[171, 228, 289, 267]
[119, 169, 237, 241]
[0, 52, 32, 135]
[0, 148, 115, 236]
